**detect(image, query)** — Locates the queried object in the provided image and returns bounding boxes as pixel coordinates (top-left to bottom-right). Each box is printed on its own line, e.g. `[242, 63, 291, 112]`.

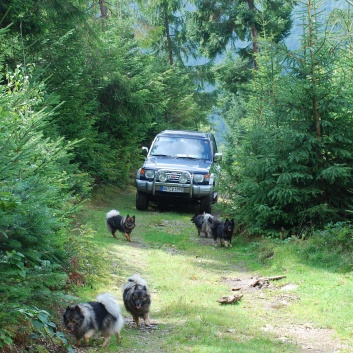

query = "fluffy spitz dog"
[211, 218, 235, 247]
[122, 274, 151, 327]
[63, 293, 124, 347]
[106, 209, 135, 242]
[191, 212, 214, 238]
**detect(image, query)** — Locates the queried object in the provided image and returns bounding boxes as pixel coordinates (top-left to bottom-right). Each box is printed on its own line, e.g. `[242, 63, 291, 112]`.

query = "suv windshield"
[150, 136, 211, 160]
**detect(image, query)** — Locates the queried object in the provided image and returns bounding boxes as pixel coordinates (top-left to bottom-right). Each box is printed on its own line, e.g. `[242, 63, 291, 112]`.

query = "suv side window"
[210, 134, 218, 156]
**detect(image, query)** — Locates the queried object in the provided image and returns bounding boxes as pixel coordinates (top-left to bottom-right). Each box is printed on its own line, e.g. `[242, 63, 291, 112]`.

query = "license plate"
[160, 186, 184, 192]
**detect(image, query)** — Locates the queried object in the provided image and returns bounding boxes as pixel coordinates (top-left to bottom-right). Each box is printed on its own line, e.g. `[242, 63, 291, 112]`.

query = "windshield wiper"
[176, 156, 202, 160]
[151, 154, 173, 157]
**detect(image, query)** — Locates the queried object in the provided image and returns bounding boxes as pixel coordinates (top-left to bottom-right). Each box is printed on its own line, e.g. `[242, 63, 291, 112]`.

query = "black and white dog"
[191, 212, 214, 238]
[106, 209, 135, 242]
[63, 293, 124, 347]
[122, 274, 151, 327]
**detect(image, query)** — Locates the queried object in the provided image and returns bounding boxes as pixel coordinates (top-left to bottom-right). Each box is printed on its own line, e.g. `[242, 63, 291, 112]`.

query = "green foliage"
[136, 0, 192, 64]
[187, 0, 295, 59]
[313, 222, 353, 251]
[0, 63, 88, 349]
[64, 223, 108, 288]
[1, 0, 213, 187]
[91, 18, 210, 182]
[221, 2, 353, 236]
[0, 64, 82, 250]
[214, 54, 252, 95]
[0, 329, 13, 349]
[18, 307, 74, 353]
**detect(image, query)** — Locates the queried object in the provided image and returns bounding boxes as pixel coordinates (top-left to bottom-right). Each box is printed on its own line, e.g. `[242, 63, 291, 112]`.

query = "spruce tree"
[0, 64, 87, 336]
[187, 0, 295, 63]
[222, 1, 353, 236]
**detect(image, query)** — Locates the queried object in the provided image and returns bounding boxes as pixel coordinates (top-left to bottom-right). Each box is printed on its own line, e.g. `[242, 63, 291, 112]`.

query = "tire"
[200, 195, 212, 214]
[136, 192, 149, 210]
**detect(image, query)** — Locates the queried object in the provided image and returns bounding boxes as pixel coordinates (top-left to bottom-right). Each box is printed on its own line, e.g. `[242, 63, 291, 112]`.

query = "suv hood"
[143, 156, 212, 173]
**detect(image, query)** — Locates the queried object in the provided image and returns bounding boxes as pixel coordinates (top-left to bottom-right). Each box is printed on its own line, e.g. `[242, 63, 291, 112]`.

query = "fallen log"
[264, 275, 286, 281]
[247, 275, 286, 289]
[217, 293, 243, 304]
[231, 286, 242, 291]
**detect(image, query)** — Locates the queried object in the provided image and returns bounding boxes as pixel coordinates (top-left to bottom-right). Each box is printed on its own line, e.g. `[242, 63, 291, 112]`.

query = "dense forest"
[1, 0, 353, 350]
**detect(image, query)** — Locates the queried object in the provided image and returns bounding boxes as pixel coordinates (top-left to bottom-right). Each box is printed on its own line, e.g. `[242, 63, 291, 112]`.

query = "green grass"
[65, 186, 353, 352]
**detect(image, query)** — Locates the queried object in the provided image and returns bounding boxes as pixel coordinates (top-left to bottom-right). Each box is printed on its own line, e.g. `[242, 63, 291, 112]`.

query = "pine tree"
[188, 0, 295, 63]
[222, 1, 353, 236]
[0, 63, 87, 335]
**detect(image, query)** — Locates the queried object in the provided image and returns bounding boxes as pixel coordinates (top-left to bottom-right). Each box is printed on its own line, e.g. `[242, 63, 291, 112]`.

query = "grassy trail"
[71, 186, 352, 353]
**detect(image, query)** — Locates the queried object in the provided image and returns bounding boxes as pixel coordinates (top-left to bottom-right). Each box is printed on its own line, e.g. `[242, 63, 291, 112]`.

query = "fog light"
[193, 174, 204, 183]
[179, 172, 189, 183]
[158, 171, 167, 182]
[145, 170, 155, 178]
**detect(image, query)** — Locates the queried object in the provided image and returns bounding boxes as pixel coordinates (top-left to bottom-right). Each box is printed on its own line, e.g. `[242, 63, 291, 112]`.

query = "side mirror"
[214, 152, 222, 162]
[141, 147, 149, 155]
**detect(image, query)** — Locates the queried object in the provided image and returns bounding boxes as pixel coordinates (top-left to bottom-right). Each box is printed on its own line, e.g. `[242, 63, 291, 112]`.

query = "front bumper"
[135, 179, 214, 199]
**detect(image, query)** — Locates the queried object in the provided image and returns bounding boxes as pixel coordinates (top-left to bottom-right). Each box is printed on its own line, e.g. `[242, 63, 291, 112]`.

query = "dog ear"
[74, 305, 81, 313]
[126, 214, 130, 218]
[132, 215, 135, 220]
[64, 306, 71, 315]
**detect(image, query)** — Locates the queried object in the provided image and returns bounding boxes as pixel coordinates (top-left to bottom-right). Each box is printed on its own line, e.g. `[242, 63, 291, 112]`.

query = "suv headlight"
[158, 171, 167, 182]
[179, 172, 189, 184]
[193, 174, 204, 183]
[145, 170, 155, 179]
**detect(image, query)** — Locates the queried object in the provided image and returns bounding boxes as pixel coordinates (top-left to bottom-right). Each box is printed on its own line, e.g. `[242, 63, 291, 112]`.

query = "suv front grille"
[157, 171, 191, 184]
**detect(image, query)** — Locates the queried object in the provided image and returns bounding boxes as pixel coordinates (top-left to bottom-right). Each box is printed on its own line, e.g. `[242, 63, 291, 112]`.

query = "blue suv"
[135, 130, 222, 212]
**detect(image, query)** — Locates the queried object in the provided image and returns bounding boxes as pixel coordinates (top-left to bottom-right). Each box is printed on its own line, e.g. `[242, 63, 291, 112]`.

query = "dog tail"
[203, 213, 213, 222]
[96, 293, 124, 331]
[129, 273, 147, 286]
[106, 209, 120, 219]
[106, 210, 120, 234]
[122, 274, 148, 294]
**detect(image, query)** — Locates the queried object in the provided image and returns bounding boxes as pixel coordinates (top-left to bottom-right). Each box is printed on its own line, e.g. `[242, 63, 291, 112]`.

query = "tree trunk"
[307, 0, 321, 139]
[99, 0, 108, 18]
[164, 4, 174, 66]
[247, 0, 259, 68]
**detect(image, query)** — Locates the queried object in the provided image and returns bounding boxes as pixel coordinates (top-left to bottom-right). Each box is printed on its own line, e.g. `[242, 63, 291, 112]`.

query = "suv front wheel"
[136, 191, 149, 210]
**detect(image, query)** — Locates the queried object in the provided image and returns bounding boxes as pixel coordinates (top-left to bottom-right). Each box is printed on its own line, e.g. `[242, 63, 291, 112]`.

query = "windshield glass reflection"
[150, 137, 211, 160]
